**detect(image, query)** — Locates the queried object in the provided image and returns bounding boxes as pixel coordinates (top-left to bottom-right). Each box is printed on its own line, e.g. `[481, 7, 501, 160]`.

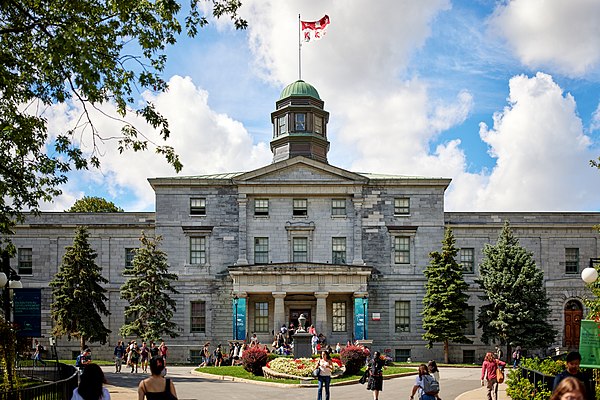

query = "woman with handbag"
[481, 352, 506, 400]
[367, 351, 386, 400]
[138, 356, 178, 400]
[316, 351, 333, 400]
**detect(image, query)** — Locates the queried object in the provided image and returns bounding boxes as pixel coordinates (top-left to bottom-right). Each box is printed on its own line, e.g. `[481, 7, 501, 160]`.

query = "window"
[314, 115, 323, 134]
[331, 199, 346, 216]
[394, 198, 410, 215]
[332, 302, 346, 332]
[293, 199, 308, 217]
[191, 301, 206, 333]
[394, 237, 410, 264]
[125, 248, 136, 267]
[190, 349, 203, 364]
[190, 237, 206, 264]
[190, 198, 206, 216]
[17, 248, 32, 275]
[332, 237, 346, 264]
[254, 199, 269, 216]
[463, 350, 476, 364]
[254, 237, 269, 264]
[460, 248, 475, 273]
[565, 248, 579, 274]
[278, 116, 287, 135]
[254, 302, 269, 333]
[395, 301, 410, 332]
[295, 113, 306, 131]
[464, 306, 475, 335]
[395, 349, 411, 362]
[293, 237, 308, 262]
[124, 307, 138, 325]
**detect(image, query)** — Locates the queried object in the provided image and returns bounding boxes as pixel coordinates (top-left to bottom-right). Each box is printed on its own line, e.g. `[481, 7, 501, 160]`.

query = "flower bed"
[264, 357, 344, 380]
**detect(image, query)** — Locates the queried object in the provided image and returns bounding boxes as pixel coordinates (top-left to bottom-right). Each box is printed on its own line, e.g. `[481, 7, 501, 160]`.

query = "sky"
[43, 0, 600, 212]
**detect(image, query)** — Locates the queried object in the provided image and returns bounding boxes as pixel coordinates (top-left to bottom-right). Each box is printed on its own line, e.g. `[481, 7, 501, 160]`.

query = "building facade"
[7, 81, 600, 363]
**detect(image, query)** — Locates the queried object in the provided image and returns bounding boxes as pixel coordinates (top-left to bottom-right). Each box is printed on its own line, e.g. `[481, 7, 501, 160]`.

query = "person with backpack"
[367, 351, 386, 400]
[76, 348, 92, 372]
[33, 339, 46, 367]
[213, 344, 223, 367]
[410, 364, 441, 400]
[481, 352, 506, 400]
[114, 341, 125, 373]
[512, 346, 522, 368]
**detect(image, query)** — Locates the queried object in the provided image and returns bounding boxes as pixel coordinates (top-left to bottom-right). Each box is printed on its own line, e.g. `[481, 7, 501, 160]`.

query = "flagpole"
[298, 14, 302, 80]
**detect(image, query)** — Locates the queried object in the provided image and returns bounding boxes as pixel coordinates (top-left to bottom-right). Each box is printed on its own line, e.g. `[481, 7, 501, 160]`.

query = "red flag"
[301, 15, 330, 43]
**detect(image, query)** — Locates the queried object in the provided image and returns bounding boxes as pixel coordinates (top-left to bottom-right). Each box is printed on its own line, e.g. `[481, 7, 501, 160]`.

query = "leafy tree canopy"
[0, 0, 246, 246]
[476, 221, 556, 351]
[66, 196, 124, 212]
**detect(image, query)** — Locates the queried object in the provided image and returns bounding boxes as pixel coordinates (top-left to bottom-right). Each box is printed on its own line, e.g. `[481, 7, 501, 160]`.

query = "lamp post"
[0, 251, 22, 321]
[233, 295, 239, 341]
[362, 295, 368, 340]
[582, 258, 600, 284]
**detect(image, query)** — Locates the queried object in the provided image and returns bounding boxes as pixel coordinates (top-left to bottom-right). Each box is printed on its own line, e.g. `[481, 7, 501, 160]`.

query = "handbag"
[497, 367, 504, 384]
[312, 367, 321, 377]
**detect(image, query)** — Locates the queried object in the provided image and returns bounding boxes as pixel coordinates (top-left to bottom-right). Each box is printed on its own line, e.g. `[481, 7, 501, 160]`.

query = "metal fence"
[0, 361, 77, 400]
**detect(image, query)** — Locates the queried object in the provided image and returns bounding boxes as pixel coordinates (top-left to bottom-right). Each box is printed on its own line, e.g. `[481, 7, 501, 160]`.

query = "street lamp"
[233, 295, 239, 341]
[362, 295, 368, 340]
[1, 251, 22, 321]
[582, 258, 600, 284]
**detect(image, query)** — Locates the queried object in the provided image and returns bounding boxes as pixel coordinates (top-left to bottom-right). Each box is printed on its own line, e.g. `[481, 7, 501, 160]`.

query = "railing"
[0, 361, 77, 400]
[521, 366, 555, 392]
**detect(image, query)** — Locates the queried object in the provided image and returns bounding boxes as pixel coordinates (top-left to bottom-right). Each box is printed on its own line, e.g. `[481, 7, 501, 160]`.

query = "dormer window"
[295, 113, 306, 131]
[314, 115, 323, 134]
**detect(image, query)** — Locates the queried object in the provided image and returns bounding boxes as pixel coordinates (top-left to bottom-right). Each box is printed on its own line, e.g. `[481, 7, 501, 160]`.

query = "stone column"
[352, 195, 364, 265]
[273, 292, 287, 334]
[236, 195, 249, 265]
[314, 292, 329, 336]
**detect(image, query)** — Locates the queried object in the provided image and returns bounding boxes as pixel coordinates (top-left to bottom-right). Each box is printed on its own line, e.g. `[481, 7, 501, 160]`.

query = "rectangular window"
[331, 199, 346, 216]
[254, 199, 269, 216]
[293, 199, 308, 217]
[394, 198, 410, 215]
[295, 113, 306, 131]
[278, 116, 287, 135]
[332, 302, 346, 332]
[17, 248, 32, 275]
[565, 248, 579, 274]
[395, 349, 411, 362]
[460, 248, 475, 274]
[191, 301, 206, 333]
[190, 237, 206, 264]
[395, 301, 410, 332]
[314, 115, 323, 134]
[125, 248, 136, 267]
[190, 198, 206, 216]
[293, 237, 308, 262]
[189, 350, 203, 364]
[124, 307, 138, 325]
[254, 237, 269, 264]
[464, 306, 475, 335]
[332, 237, 346, 264]
[463, 350, 476, 364]
[254, 302, 269, 333]
[394, 237, 410, 264]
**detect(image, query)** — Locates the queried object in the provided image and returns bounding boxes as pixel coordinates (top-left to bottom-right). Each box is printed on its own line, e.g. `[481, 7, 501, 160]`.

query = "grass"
[59, 359, 114, 366]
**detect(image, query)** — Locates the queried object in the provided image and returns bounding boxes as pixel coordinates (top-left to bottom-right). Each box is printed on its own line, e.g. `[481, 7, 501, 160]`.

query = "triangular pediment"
[234, 157, 368, 184]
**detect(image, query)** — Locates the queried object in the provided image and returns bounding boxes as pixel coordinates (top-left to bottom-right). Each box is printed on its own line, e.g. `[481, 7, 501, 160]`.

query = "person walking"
[159, 341, 169, 366]
[138, 356, 178, 400]
[33, 339, 46, 367]
[410, 364, 441, 400]
[367, 351, 386, 400]
[428, 360, 440, 382]
[140, 342, 150, 373]
[114, 341, 125, 373]
[553, 351, 595, 400]
[199, 343, 210, 367]
[512, 346, 522, 368]
[481, 352, 506, 400]
[71, 363, 111, 400]
[213, 344, 223, 367]
[316, 350, 333, 400]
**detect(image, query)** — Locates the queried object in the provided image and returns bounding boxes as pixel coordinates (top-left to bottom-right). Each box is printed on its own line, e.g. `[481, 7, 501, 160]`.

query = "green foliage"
[0, 0, 246, 244]
[422, 227, 472, 362]
[506, 368, 552, 400]
[241, 346, 268, 376]
[476, 221, 556, 350]
[521, 357, 565, 375]
[340, 345, 369, 375]
[50, 226, 110, 347]
[0, 318, 18, 391]
[66, 196, 124, 212]
[583, 247, 600, 320]
[120, 232, 179, 341]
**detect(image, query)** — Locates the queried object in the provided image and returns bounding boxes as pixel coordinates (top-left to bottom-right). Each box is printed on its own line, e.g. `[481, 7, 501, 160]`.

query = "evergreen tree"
[50, 226, 110, 349]
[120, 232, 179, 341]
[67, 196, 124, 212]
[477, 221, 556, 354]
[422, 227, 472, 363]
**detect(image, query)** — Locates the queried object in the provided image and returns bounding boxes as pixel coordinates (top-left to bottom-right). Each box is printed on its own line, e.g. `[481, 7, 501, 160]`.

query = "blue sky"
[44, 0, 600, 212]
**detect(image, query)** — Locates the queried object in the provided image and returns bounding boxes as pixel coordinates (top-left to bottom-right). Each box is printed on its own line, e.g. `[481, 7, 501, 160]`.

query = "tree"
[50, 226, 110, 349]
[476, 221, 556, 354]
[422, 227, 472, 363]
[67, 196, 124, 212]
[120, 232, 179, 341]
[0, 0, 246, 246]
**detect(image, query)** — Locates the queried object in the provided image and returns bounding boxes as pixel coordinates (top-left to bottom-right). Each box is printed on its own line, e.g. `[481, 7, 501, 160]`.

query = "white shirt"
[71, 387, 110, 400]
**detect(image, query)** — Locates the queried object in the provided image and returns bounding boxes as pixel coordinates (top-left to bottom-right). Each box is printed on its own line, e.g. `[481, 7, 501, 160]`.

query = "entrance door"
[290, 309, 312, 330]
[564, 300, 583, 349]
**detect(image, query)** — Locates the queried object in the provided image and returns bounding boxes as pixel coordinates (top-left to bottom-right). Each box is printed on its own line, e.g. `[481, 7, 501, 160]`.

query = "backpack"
[422, 375, 440, 395]
[75, 354, 83, 368]
[512, 351, 518, 359]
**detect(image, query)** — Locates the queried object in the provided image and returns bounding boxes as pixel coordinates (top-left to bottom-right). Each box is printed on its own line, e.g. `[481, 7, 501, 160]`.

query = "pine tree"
[422, 227, 472, 363]
[120, 232, 179, 341]
[50, 226, 110, 349]
[477, 221, 556, 354]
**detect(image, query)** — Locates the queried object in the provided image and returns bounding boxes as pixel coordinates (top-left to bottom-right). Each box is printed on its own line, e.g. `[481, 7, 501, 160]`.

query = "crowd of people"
[112, 340, 168, 374]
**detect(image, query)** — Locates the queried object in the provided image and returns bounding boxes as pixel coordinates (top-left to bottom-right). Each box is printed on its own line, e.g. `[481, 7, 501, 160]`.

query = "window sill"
[189, 214, 206, 218]
[394, 214, 411, 217]
[331, 215, 347, 219]
[254, 216, 270, 219]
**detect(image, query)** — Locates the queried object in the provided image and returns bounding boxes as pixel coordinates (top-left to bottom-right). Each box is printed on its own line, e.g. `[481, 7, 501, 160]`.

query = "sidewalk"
[456, 383, 509, 400]
[106, 385, 137, 400]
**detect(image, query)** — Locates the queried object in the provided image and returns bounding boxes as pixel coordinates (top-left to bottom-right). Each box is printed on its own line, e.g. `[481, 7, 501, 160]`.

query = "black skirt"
[367, 374, 383, 391]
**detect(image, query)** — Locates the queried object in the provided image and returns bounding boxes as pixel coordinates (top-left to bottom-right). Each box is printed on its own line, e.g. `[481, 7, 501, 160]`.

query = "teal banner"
[580, 320, 600, 368]
[13, 288, 42, 337]
[233, 297, 247, 341]
[353, 297, 368, 340]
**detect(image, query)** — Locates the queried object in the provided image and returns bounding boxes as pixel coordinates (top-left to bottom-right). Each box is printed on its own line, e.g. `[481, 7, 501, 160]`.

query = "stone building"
[7, 80, 600, 363]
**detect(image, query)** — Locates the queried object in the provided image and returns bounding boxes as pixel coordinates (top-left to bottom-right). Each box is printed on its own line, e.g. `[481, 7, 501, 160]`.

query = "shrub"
[241, 346, 269, 376]
[506, 369, 551, 400]
[340, 345, 369, 375]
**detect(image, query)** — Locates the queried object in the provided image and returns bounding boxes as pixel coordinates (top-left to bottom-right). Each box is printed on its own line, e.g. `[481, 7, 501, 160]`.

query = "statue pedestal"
[293, 332, 312, 359]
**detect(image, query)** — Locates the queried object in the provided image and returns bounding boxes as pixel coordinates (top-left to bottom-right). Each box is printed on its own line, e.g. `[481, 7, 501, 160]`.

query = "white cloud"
[489, 0, 600, 76]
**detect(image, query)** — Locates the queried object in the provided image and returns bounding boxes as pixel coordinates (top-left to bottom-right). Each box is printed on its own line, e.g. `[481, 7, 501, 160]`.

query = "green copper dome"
[279, 80, 320, 100]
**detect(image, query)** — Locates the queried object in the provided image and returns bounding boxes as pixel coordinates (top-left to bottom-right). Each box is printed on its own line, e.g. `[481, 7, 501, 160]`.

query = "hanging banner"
[233, 297, 247, 341]
[13, 288, 42, 337]
[580, 320, 600, 368]
[353, 297, 368, 340]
